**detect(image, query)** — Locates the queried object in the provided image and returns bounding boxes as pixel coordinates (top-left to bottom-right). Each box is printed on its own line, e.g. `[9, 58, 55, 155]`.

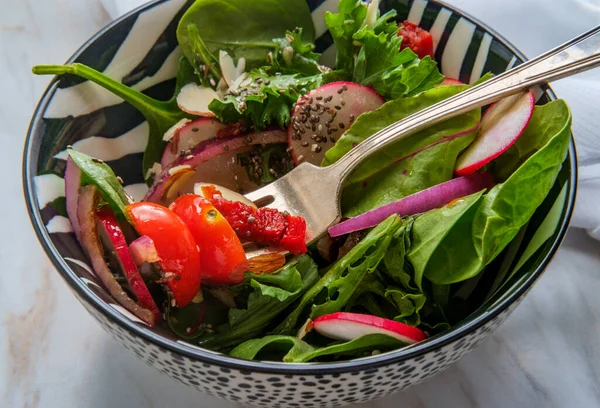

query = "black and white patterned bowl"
[23, 0, 577, 407]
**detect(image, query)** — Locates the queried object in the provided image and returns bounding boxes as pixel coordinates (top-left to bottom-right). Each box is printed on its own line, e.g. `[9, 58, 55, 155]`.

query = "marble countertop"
[1, 0, 600, 407]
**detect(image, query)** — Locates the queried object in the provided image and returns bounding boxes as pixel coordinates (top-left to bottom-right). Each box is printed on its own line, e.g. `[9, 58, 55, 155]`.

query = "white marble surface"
[1, 0, 599, 407]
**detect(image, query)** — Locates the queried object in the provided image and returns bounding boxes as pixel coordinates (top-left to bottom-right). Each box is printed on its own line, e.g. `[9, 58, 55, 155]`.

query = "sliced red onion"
[145, 129, 287, 203]
[65, 156, 82, 242]
[77, 185, 157, 326]
[96, 209, 162, 323]
[129, 236, 160, 266]
[160, 118, 230, 168]
[329, 172, 495, 237]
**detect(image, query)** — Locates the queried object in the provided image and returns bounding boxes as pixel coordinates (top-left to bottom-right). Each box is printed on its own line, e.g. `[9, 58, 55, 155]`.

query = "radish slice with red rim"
[77, 185, 157, 326]
[455, 91, 535, 176]
[288, 81, 385, 165]
[313, 312, 426, 344]
[329, 172, 495, 237]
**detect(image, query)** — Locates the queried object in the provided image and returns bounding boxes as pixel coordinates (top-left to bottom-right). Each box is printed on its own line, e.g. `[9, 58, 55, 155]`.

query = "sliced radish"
[129, 236, 160, 266]
[328, 172, 495, 237]
[96, 208, 162, 323]
[77, 185, 157, 326]
[288, 81, 385, 165]
[65, 156, 82, 243]
[313, 312, 426, 344]
[161, 118, 230, 168]
[194, 183, 257, 208]
[177, 83, 220, 117]
[455, 91, 535, 176]
[145, 129, 287, 203]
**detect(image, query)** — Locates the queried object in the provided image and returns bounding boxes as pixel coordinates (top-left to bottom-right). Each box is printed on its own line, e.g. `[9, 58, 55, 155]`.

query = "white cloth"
[99, 0, 600, 240]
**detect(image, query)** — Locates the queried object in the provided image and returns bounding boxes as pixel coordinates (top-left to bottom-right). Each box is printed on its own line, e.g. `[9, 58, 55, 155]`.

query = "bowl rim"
[23, 0, 578, 374]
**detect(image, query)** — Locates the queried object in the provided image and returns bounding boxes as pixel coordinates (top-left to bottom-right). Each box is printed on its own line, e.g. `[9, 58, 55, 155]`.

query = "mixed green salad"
[33, 0, 571, 362]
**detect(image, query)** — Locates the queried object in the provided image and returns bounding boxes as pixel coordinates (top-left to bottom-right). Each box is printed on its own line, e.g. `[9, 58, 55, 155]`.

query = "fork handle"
[329, 25, 600, 182]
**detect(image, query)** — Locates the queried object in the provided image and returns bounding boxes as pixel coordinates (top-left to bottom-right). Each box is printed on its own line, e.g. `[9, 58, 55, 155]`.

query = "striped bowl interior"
[25, 0, 575, 362]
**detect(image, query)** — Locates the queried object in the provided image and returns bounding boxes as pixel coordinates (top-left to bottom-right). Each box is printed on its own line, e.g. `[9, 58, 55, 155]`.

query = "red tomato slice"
[398, 21, 434, 60]
[170, 195, 247, 285]
[126, 202, 201, 307]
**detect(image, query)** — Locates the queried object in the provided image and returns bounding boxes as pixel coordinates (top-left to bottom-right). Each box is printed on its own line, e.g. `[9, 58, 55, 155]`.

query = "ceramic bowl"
[23, 0, 577, 407]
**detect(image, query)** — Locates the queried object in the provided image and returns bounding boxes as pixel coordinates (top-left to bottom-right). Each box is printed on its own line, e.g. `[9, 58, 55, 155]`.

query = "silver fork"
[246, 25, 600, 246]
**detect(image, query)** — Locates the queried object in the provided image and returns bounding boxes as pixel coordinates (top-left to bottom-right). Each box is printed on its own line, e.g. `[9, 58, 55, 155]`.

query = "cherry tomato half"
[170, 195, 247, 285]
[398, 21, 434, 60]
[126, 202, 201, 307]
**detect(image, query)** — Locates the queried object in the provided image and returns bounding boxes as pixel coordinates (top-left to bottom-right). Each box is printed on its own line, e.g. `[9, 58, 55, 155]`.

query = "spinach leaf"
[342, 127, 477, 216]
[200, 255, 318, 349]
[67, 149, 130, 221]
[273, 215, 403, 335]
[408, 100, 571, 285]
[230, 334, 405, 362]
[177, 0, 315, 71]
[33, 58, 196, 182]
[323, 85, 479, 176]
[324, 85, 480, 216]
[408, 191, 486, 288]
[472, 101, 571, 271]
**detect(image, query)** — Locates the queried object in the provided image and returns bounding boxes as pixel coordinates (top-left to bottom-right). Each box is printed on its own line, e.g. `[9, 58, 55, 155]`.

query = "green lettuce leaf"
[325, 0, 443, 98]
[272, 215, 403, 335]
[271, 28, 323, 75]
[324, 0, 369, 72]
[209, 69, 342, 129]
[230, 334, 406, 362]
[385, 288, 427, 326]
[200, 255, 318, 349]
